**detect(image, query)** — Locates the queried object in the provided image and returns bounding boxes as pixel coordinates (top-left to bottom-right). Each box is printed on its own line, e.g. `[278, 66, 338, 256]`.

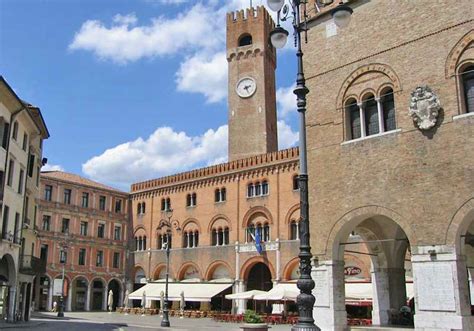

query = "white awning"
[129, 282, 233, 302]
[225, 290, 268, 300]
[254, 283, 299, 301]
[345, 282, 414, 303]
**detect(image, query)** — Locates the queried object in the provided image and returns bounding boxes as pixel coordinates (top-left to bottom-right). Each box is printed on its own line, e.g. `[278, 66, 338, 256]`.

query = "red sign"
[344, 266, 362, 276]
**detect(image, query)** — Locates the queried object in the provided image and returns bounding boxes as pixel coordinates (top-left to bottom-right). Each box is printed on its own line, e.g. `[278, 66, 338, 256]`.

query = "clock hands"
[243, 85, 251, 92]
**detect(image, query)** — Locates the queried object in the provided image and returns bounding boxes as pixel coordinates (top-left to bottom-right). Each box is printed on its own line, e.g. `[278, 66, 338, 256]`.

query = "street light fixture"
[57, 233, 69, 318]
[158, 208, 176, 328]
[266, 1, 352, 330]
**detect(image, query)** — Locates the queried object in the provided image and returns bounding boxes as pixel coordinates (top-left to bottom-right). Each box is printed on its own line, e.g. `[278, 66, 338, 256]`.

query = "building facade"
[35, 171, 129, 312]
[0, 76, 49, 322]
[302, 0, 473, 330]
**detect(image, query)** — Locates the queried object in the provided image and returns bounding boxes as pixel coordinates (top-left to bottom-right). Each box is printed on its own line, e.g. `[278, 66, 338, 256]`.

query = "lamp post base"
[291, 325, 321, 331]
[57, 297, 64, 318]
[161, 310, 170, 327]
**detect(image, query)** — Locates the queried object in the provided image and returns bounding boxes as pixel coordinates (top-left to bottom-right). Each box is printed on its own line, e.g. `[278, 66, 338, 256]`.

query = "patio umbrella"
[123, 289, 130, 308]
[160, 291, 165, 316]
[180, 291, 185, 318]
[108, 290, 114, 312]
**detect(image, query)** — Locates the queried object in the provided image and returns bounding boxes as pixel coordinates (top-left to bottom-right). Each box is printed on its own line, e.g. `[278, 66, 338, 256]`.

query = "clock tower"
[226, 6, 278, 161]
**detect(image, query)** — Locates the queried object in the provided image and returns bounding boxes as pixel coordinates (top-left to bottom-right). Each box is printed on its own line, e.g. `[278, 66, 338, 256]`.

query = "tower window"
[461, 65, 474, 113]
[238, 34, 252, 47]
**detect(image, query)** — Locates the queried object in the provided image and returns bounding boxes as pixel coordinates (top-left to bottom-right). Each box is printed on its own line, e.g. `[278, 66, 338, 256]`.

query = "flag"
[255, 228, 263, 254]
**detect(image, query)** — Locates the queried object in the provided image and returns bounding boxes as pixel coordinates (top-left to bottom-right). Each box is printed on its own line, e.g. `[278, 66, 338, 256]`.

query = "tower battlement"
[226, 6, 274, 27]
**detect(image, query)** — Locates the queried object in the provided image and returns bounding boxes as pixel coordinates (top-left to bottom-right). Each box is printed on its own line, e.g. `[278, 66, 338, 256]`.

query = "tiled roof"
[41, 171, 126, 194]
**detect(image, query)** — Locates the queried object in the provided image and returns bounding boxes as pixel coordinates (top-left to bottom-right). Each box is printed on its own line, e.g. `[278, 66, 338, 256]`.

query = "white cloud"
[113, 13, 138, 26]
[41, 163, 65, 172]
[176, 52, 228, 103]
[69, 4, 224, 64]
[82, 125, 228, 188]
[276, 83, 296, 118]
[277, 120, 299, 149]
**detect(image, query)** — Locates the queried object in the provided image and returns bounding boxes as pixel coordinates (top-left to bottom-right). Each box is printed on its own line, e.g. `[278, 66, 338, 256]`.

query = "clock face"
[236, 77, 257, 98]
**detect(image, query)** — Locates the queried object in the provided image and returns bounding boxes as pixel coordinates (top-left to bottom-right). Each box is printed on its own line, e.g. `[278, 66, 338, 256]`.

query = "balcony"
[19, 255, 46, 275]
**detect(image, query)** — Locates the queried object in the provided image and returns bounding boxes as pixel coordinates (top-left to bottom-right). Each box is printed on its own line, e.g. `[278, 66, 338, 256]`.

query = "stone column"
[357, 102, 366, 138]
[8, 286, 16, 322]
[85, 283, 91, 311]
[102, 288, 107, 311]
[468, 267, 474, 306]
[66, 285, 72, 311]
[21, 283, 27, 321]
[235, 280, 246, 314]
[276, 239, 281, 281]
[371, 267, 391, 325]
[47, 281, 53, 311]
[312, 260, 347, 331]
[376, 97, 385, 133]
[412, 245, 473, 331]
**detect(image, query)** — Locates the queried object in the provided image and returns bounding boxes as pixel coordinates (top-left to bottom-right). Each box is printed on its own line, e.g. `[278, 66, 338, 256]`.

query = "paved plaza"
[0, 312, 295, 331]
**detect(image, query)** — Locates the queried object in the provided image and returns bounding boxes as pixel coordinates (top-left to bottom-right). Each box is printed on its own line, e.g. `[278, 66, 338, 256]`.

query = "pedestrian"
[52, 301, 57, 312]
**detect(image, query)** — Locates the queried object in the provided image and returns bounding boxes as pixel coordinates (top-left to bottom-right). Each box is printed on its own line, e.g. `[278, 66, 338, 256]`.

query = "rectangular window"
[96, 250, 103, 267]
[44, 185, 52, 201]
[36, 166, 40, 187]
[59, 250, 67, 264]
[61, 218, 70, 234]
[42, 215, 50, 231]
[78, 248, 86, 266]
[13, 213, 20, 243]
[18, 169, 24, 194]
[22, 133, 28, 151]
[114, 226, 121, 240]
[364, 99, 379, 136]
[80, 221, 88, 236]
[1, 205, 8, 239]
[28, 154, 35, 177]
[1, 122, 9, 149]
[63, 189, 71, 205]
[7, 159, 14, 187]
[113, 252, 120, 269]
[115, 199, 122, 213]
[97, 223, 105, 238]
[82, 192, 89, 208]
[12, 121, 18, 140]
[40, 244, 48, 261]
[349, 104, 361, 139]
[99, 196, 106, 211]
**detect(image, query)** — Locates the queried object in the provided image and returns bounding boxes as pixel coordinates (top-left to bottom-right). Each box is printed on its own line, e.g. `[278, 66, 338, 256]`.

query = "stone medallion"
[409, 85, 441, 130]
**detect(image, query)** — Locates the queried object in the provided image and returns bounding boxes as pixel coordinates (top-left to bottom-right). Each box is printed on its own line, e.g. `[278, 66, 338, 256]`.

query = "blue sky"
[0, 0, 298, 190]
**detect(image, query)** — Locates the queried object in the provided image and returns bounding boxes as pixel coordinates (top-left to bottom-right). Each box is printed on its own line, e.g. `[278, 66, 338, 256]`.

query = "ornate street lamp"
[158, 208, 177, 328]
[266, 1, 352, 330]
[57, 233, 69, 318]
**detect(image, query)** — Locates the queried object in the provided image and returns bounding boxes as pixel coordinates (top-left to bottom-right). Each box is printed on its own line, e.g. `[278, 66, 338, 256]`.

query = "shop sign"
[344, 266, 362, 276]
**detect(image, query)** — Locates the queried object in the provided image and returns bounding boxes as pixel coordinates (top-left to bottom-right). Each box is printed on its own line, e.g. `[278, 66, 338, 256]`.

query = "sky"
[0, 0, 299, 191]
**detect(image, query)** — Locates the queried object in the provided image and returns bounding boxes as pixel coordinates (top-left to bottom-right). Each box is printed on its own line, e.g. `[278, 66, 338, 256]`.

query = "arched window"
[461, 65, 474, 113]
[194, 230, 199, 247]
[247, 183, 254, 197]
[221, 188, 226, 201]
[215, 188, 227, 203]
[224, 227, 229, 245]
[143, 236, 147, 250]
[263, 222, 270, 242]
[262, 181, 269, 195]
[166, 198, 171, 210]
[157, 234, 162, 249]
[158, 232, 171, 250]
[186, 193, 197, 207]
[255, 182, 261, 196]
[183, 229, 199, 248]
[381, 88, 396, 131]
[346, 99, 360, 140]
[247, 224, 255, 243]
[186, 194, 191, 207]
[142, 202, 146, 214]
[212, 229, 217, 246]
[364, 95, 379, 136]
[192, 193, 197, 206]
[135, 237, 139, 251]
[292, 175, 299, 190]
[238, 34, 252, 47]
[137, 203, 141, 215]
[161, 199, 165, 211]
[290, 219, 299, 240]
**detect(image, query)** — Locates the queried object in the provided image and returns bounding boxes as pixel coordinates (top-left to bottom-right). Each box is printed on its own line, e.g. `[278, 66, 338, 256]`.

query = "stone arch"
[282, 257, 299, 281]
[90, 276, 107, 287]
[204, 260, 233, 281]
[152, 263, 173, 280]
[133, 225, 146, 235]
[0, 254, 16, 286]
[177, 262, 202, 281]
[133, 265, 147, 282]
[284, 204, 300, 225]
[181, 218, 201, 232]
[325, 205, 416, 260]
[445, 29, 474, 78]
[240, 256, 276, 280]
[336, 63, 402, 110]
[208, 214, 232, 233]
[359, 88, 377, 101]
[70, 274, 90, 285]
[242, 206, 274, 228]
[445, 198, 474, 254]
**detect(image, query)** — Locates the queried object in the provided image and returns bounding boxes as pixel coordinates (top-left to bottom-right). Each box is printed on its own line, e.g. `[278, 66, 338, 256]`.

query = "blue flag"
[255, 228, 263, 254]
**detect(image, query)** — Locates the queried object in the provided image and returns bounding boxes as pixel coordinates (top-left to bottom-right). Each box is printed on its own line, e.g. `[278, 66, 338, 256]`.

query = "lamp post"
[158, 208, 176, 328]
[57, 233, 69, 318]
[266, 1, 353, 330]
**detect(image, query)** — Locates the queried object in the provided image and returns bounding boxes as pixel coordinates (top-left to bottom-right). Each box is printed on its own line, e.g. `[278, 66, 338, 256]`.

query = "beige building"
[35, 171, 129, 312]
[301, 0, 473, 330]
[0, 76, 49, 322]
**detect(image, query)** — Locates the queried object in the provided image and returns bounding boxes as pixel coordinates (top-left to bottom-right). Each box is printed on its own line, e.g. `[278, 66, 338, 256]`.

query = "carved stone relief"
[408, 86, 441, 130]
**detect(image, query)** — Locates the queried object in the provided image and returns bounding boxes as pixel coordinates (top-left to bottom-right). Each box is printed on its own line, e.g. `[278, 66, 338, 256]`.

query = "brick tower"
[226, 6, 278, 161]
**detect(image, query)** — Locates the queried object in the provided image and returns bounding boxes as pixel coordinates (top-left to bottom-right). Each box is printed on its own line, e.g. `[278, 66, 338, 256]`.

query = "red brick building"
[34, 171, 129, 311]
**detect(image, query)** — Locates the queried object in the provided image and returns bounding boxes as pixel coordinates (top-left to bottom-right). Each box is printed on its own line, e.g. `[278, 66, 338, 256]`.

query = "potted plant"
[240, 310, 270, 331]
